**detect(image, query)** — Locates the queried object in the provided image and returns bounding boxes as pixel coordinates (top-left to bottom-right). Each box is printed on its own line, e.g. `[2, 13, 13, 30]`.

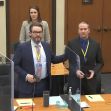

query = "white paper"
[80, 101, 90, 108]
[14, 106, 18, 110]
[85, 95, 104, 102]
[49, 96, 67, 106]
[16, 99, 35, 106]
[71, 94, 80, 103]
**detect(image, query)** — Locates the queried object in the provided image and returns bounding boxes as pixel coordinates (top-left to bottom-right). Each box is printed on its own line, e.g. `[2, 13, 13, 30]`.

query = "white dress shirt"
[31, 40, 47, 79]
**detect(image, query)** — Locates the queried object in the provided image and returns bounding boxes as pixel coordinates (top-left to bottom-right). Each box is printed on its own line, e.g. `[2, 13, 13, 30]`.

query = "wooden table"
[14, 97, 70, 111]
[51, 63, 69, 95]
[81, 94, 111, 111]
[51, 63, 69, 76]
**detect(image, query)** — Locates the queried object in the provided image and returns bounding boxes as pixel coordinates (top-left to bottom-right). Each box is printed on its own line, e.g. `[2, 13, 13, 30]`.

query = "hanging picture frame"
[82, 0, 93, 5]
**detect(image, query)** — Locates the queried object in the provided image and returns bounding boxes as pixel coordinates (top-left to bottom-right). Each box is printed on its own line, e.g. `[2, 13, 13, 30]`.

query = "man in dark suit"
[13, 22, 65, 98]
[65, 21, 104, 94]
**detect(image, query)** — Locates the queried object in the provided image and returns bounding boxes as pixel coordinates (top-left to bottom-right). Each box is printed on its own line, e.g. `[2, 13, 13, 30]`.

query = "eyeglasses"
[32, 31, 42, 34]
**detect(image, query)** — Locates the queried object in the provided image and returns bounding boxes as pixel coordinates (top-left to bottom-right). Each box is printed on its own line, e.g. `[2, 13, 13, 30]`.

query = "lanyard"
[35, 46, 41, 61]
[81, 40, 89, 59]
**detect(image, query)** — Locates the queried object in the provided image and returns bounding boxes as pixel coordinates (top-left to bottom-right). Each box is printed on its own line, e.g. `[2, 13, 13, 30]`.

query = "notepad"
[85, 95, 104, 102]
[16, 99, 35, 106]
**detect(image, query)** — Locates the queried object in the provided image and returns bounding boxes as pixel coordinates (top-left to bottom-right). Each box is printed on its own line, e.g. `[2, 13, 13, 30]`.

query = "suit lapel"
[86, 39, 93, 58]
[75, 37, 83, 57]
[26, 41, 35, 67]
[41, 42, 49, 63]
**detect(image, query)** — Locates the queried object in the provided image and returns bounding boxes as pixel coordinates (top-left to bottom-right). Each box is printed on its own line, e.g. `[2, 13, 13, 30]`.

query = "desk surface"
[81, 94, 111, 111]
[51, 63, 69, 76]
[14, 94, 111, 111]
[14, 97, 70, 111]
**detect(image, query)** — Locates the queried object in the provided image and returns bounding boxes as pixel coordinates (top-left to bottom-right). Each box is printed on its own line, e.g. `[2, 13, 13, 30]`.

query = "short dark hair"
[29, 22, 43, 32]
[79, 21, 89, 28]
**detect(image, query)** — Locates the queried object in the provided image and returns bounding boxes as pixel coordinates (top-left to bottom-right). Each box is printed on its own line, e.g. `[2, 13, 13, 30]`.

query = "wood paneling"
[65, 0, 111, 72]
[7, 0, 52, 55]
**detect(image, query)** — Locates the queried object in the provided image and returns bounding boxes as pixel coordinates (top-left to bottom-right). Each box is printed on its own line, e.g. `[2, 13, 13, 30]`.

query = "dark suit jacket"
[65, 37, 104, 93]
[13, 41, 65, 94]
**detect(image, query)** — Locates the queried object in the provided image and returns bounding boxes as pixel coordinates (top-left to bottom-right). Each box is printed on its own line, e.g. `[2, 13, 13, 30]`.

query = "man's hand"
[76, 70, 85, 79]
[26, 74, 36, 83]
[86, 70, 94, 79]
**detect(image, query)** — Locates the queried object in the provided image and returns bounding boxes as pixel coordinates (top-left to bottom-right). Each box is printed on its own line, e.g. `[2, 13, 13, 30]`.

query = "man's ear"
[88, 28, 90, 33]
[29, 32, 31, 37]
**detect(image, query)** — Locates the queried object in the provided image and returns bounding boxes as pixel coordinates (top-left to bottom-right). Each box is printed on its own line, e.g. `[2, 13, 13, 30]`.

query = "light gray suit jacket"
[19, 20, 50, 43]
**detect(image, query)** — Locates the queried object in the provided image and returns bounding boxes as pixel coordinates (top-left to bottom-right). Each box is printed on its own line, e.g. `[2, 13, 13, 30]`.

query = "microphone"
[33, 74, 41, 82]
[66, 46, 90, 78]
[65, 45, 80, 69]
[65, 45, 82, 95]
[31, 74, 41, 111]
[32, 74, 39, 111]
[32, 82, 35, 111]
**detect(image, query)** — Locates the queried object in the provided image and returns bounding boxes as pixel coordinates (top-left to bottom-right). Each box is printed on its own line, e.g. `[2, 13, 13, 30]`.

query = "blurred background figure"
[19, 5, 50, 44]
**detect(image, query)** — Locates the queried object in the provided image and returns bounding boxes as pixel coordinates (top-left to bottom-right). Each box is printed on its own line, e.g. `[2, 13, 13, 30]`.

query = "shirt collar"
[31, 40, 42, 47]
[80, 38, 88, 44]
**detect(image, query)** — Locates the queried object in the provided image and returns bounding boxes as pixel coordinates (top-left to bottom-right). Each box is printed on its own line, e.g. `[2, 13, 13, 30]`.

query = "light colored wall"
[0, 0, 6, 56]
[56, 0, 65, 55]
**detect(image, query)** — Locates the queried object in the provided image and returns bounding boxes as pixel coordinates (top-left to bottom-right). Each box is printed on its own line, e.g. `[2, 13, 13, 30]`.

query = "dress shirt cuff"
[25, 74, 28, 81]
